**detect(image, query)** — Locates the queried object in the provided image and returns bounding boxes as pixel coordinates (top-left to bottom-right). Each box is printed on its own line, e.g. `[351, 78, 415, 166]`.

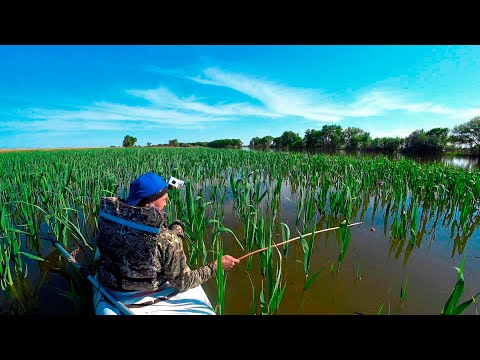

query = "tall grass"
[0, 147, 478, 314]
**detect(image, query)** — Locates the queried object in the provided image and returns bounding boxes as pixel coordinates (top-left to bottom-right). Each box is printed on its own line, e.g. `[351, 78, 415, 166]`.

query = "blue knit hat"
[125, 172, 168, 206]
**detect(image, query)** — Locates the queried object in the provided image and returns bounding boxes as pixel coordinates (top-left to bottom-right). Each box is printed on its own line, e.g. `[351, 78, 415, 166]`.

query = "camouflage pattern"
[97, 197, 217, 293]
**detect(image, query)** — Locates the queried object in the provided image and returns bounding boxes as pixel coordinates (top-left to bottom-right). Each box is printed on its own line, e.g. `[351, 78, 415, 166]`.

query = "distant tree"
[249, 137, 261, 147]
[382, 137, 404, 152]
[304, 126, 344, 149]
[146, 142, 152, 147]
[122, 135, 137, 147]
[404, 128, 449, 154]
[367, 137, 404, 153]
[278, 131, 302, 148]
[343, 127, 370, 150]
[426, 127, 450, 153]
[304, 129, 322, 148]
[250, 136, 273, 148]
[360, 132, 372, 149]
[451, 116, 480, 160]
[318, 125, 344, 150]
[233, 139, 243, 147]
[272, 136, 281, 148]
[190, 142, 209, 147]
[169, 139, 179, 147]
[259, 135, 274, 148]
[208, 139, 243, 148]
[404, 130, 429, 154]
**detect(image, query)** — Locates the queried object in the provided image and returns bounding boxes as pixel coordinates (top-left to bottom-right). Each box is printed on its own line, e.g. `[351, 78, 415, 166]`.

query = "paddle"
[238, 221, 363, 261]
[49, 240, 134, 315]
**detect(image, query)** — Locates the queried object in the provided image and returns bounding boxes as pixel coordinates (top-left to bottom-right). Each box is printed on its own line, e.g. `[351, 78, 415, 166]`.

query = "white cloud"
[126, 87, 280, 117]
[14, 101, 232, 131]
[448, 108, 480, 120]
[11, 66, 479, 137]
[190, 68, 479, 123]
[190, 67, 342, 122]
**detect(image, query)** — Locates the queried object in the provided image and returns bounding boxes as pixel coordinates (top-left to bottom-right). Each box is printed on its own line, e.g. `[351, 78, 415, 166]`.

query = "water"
[199, 185, 480, 315]
[1, 150, 479, 315]
[440, 157, 479, 170]
[243, 147, 480, 170]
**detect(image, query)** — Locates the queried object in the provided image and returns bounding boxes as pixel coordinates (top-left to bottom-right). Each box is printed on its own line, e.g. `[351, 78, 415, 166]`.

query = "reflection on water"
[202, 183, 480, 315]
[245, 147, 480, 170]
[441, 157, 479, 170]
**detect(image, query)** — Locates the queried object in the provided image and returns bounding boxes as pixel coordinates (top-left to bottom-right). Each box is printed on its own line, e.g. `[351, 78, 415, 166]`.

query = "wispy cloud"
[126, 87, 280, 117]
[448, 108, 480, 120]
[190, 67, 478, 122]
[11, 100, 233, 132]
[190, 67, 343, 121]
[10, 66, 478, 137]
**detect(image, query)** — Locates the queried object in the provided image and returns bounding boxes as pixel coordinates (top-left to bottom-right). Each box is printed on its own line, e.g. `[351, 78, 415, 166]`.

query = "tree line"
[120, 116, 479, 159]
[249, 116, 480, 159]
[121, 136, 243, 149]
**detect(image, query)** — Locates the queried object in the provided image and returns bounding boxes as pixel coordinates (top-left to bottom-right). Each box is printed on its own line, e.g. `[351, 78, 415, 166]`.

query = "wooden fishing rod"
[238, 221, 363, 261]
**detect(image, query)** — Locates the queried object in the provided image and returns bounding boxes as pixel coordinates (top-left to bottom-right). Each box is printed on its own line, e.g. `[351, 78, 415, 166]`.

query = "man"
[96, 172, 239, 293]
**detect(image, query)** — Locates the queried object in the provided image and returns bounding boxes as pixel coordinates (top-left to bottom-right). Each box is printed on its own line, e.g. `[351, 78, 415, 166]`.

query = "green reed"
[441, 257, 480, 315]
[0, 147, 478, 314]
[299, 225, 315, 287]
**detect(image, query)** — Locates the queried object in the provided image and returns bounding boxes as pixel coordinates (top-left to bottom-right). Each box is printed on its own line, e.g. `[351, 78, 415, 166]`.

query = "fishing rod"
[49, 240, 134, 315]
[238, 221, 363, 261]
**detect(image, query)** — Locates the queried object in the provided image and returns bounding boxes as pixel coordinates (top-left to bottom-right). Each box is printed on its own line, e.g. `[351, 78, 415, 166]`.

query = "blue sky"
[1, 45, 479, 148]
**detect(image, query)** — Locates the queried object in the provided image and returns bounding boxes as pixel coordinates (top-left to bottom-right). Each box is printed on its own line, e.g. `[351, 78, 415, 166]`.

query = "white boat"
[92, 279, 216, 315]
[92, 248, 216, 315]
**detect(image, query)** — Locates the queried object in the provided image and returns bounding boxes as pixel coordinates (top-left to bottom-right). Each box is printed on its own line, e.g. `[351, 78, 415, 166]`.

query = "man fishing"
[96, 172, 239, 294]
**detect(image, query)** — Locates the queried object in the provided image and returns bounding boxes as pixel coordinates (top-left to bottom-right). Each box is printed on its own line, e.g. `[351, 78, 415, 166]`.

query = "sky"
[0, 45, 479, 149]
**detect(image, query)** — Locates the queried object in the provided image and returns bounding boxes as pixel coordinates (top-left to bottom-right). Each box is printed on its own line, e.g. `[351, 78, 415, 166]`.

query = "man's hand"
[216, 255, 240, 271]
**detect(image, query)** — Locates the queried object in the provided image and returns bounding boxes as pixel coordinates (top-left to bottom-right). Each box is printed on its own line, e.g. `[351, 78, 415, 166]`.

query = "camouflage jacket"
[96, 197, 217, 293]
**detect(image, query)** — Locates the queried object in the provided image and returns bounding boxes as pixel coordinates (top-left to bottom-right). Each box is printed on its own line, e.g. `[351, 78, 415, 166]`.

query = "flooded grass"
[0, 147, 479, 314]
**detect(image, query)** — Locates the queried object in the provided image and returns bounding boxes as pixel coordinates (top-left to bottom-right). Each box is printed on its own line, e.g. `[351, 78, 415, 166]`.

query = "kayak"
[92, 278, 216, 315]
[92, 248, 215, 315]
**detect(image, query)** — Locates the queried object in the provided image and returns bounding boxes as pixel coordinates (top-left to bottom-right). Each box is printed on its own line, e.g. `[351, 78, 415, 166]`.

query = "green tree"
[278, 131, 302, 148]
[259, 135, 274, 148]
[169, 139, 179, 147]
[249, 137, 261, 147]
[426, 127, 450, 153]
[208, 139, 243, 148]
[367, 137, 404, 153]
[404, 128, 449, 154]
[190, 142, 208, 147]
[451, 116, 480, 160]
[343, 127, 370, 150]
[304, 129, 322, 148]
[360, 131, 372, 149]
[122, 135, 137, 147]
[272, 136, 281, 148]
[383, 137, 404, 152]
[404, 130, 429, 154]
[318, 125, 344, 149]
